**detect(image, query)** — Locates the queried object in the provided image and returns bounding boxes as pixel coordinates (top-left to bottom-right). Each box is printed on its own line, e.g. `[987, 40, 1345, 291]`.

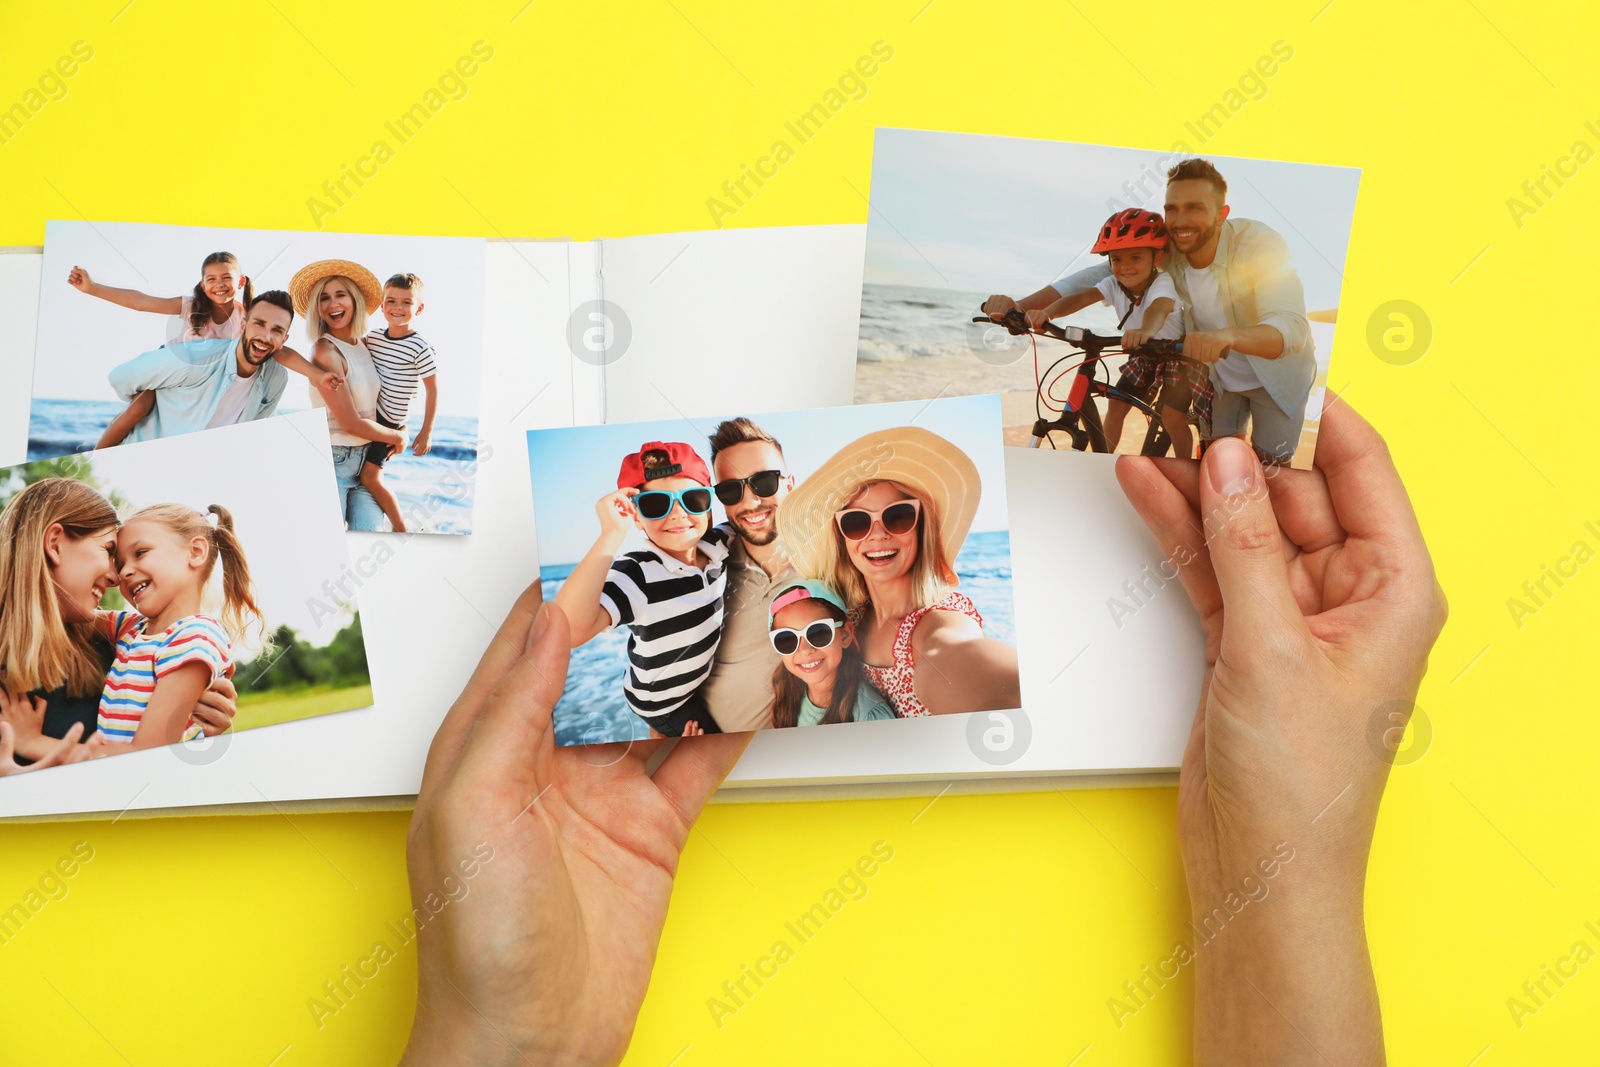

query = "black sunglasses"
[713, 469, 783, 507]
[635, 487, 713, 520]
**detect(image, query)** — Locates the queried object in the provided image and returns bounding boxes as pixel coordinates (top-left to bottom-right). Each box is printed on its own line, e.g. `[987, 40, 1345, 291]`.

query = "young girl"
[1024, 208, 1209, 458]
[766, 579, 895, 728]
[69, 251, 252, 343]
[94, 504, 265, 752]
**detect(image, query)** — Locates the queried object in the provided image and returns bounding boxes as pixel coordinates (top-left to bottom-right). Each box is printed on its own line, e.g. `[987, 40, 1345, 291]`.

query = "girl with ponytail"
[91, 502, 266, 752]
[67, 251, 251, 343]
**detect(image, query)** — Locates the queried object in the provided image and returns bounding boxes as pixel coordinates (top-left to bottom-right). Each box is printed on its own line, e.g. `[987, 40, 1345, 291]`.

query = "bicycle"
[972, 308, 1211, 456]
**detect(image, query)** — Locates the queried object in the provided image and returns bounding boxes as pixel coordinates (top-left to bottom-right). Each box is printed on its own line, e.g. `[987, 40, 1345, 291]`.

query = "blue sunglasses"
[635, 487, 714, 520]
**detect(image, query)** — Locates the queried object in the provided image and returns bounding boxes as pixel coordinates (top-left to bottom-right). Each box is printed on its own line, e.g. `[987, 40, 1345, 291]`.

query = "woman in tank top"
[289, 260, 404, 532]
[775, 427, 1021, 718]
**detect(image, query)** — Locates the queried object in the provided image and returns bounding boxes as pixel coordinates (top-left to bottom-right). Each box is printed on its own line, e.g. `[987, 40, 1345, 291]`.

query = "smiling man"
[986, 157, 1315, 464]
[696, 417, 799, 733]
[104, 289, 296, 444]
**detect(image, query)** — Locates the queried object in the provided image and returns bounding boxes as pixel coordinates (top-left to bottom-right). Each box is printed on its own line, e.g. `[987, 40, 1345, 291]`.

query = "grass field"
[233, 683, 376, 731]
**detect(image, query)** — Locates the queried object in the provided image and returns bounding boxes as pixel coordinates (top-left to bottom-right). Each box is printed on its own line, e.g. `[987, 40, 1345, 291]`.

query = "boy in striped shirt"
[361, 272, 440, 533]
[555, 441, 731, 737]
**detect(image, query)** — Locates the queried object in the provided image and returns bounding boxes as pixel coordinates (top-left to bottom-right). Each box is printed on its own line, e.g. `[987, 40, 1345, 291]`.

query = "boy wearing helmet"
[1020, 209, 1210, 458]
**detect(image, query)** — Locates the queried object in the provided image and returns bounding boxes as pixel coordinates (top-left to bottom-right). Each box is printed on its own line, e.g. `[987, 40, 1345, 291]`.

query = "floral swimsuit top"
[858, 591, 984, 718]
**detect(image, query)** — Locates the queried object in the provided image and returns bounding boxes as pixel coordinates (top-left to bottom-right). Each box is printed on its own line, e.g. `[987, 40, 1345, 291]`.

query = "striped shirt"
[600, 525, 732, 720]
[97, 611, 231, 744]
[363, 328, 439, 425]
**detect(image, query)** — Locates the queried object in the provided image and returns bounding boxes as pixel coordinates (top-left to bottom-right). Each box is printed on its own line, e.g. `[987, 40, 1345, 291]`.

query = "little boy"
[554, 441, 731, 737]
[360, 272, 440, 533]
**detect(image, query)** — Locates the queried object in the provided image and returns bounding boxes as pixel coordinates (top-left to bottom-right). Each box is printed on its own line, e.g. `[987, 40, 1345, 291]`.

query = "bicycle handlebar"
[972, 309, 1206, 366]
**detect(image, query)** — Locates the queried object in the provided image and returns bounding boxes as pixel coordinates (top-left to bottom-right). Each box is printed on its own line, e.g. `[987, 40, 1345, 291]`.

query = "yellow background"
[2, 1, 1597, 1062]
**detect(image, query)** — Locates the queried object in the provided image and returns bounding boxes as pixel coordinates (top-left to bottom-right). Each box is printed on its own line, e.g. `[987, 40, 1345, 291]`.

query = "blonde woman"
[777, 427, 1020, 717]
[290, 260, 403, 531]
[0, 479, 237, 770]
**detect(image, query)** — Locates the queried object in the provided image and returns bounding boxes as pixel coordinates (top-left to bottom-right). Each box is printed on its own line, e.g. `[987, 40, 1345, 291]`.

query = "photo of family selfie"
[28, 220, 487, 534]
[526, 395, 1017, 746]
[855, 129, 1357, 469]
[0, 413, 372, 776]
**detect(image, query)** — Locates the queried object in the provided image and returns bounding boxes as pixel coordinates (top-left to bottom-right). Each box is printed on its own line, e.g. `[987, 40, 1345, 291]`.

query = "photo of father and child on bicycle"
[527, 395, 1019, 746]
[854, 130, 1357, 470]
[27, 221, 487, 535]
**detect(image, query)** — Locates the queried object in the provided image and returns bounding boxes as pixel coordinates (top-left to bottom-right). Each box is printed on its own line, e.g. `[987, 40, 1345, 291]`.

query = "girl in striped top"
[92, 504, 265, 752]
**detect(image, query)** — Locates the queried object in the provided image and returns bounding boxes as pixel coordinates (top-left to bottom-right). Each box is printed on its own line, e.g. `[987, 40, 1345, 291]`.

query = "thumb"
[1198, 437, 1305, 652]
[456, 603, 573, 782]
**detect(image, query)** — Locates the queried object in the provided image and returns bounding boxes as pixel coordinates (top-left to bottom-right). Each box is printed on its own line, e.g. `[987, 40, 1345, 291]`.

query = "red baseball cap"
[616, 441, 711, 489]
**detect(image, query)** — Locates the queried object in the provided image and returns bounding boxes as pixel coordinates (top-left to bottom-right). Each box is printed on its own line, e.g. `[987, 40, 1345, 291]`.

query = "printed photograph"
[0, 412, 373, 777]
[30, 220, 486, 533]
[855, 128, 1358, 469]
[527, 395, 1017, 746]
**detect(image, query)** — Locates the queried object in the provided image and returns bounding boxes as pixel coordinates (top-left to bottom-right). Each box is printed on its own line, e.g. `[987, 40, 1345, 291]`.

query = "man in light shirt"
[987, 157, 1316, 465]
[103, 290, 296, 445]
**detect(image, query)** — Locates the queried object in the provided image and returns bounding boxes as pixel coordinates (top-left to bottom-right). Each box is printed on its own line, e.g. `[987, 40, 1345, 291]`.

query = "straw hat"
[288, 259, 383, 318]
[776, 426, 980, 582]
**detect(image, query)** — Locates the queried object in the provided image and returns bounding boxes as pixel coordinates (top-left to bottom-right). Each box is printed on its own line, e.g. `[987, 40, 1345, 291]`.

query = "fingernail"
[1206, 436, 1258, 498]
[527, 603, 551, 652]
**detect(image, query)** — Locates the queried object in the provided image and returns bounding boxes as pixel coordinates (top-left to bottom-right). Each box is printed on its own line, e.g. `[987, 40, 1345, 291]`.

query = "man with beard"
[101, 290, 299, 445]
[693, 417, 800, 733]
[986, 157, 1314, 465]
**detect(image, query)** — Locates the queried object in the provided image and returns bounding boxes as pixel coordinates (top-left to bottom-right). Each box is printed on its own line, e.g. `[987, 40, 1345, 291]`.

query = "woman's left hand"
[192, 677, 238, 737]
[0, 688, 49, 757]
[401, 583, 751, 1066]
[0, 721, 87, 776]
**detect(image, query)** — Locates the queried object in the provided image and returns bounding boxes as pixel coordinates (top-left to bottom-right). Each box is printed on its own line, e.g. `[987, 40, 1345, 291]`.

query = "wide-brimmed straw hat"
[776, 426, 980, 582]
[288, 259, 383, 318]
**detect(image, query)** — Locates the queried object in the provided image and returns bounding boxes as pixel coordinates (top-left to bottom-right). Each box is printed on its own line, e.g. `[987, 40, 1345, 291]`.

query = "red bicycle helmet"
[1091, 208, 1168, 254]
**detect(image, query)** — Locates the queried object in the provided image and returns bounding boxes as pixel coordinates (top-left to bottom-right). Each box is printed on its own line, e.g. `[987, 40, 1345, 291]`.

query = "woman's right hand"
[595, 488, 638, 537]
[0, 688, 49, 759]
[67, 265, 93, 292]
[0, 721, 87, 776]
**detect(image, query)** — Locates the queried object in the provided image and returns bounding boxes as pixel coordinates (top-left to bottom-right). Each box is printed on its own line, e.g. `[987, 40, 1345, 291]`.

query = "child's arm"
[1023, 288, 1102, 330]
[99, 662, 210, 753]
[1122, 296, 1177, 351]
[95, 391, 155, 449]
[273, 344, 344, 393]
[412, 376, 439, 455]
[67, 266, 182, 315]
[553, 489, 638, 647]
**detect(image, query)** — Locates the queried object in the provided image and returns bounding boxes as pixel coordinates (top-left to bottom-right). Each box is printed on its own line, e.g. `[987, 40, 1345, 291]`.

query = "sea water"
[27, 399, 479, 535]
[857, 281, 1124, 364]
[542, 529, 1017, 746]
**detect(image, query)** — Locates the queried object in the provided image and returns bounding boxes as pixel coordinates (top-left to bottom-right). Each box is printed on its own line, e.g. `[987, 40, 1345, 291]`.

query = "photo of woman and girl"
[29, 221, 486, 535]
[529, 396, 1019, 746]
[0, 416, 376, 779]
[0, 480, 260, 773]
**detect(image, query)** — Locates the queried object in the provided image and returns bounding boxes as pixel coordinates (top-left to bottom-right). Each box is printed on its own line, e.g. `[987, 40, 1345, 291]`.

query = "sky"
[527, 395, 1008, 566]
[863, 128, 1360, 310]
[13, 411, 361, 652]
[32, 220, 485, 416]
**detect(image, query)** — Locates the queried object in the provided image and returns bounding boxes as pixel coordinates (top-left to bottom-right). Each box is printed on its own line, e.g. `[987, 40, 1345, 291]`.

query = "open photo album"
[0, 130, 1357, 819]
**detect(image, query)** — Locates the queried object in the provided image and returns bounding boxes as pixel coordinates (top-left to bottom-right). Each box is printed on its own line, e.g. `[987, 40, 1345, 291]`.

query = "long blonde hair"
[824, 480, 954, 614]
[126, 504, 266, 643]
[304, 275, 368, 341]
[0, 479, 119, 696]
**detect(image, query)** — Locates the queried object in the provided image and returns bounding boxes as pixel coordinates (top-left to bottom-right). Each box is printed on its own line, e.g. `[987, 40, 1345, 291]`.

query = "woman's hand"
[595, 487, 638, 538]
[1115, 397, 1446, 1065]
[401, 584, 750, 1066]
[192, 676, 238, 737]
[0, 688, 50, 762]
[0, 721, 87, 776]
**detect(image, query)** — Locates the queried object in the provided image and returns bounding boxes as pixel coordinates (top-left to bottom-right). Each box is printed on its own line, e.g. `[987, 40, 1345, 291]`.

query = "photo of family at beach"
[855, 129, 1358, 469]
[526, 395, 1018, 746]
[0, 414, 372, 777]
[29, 221, 486, 534]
